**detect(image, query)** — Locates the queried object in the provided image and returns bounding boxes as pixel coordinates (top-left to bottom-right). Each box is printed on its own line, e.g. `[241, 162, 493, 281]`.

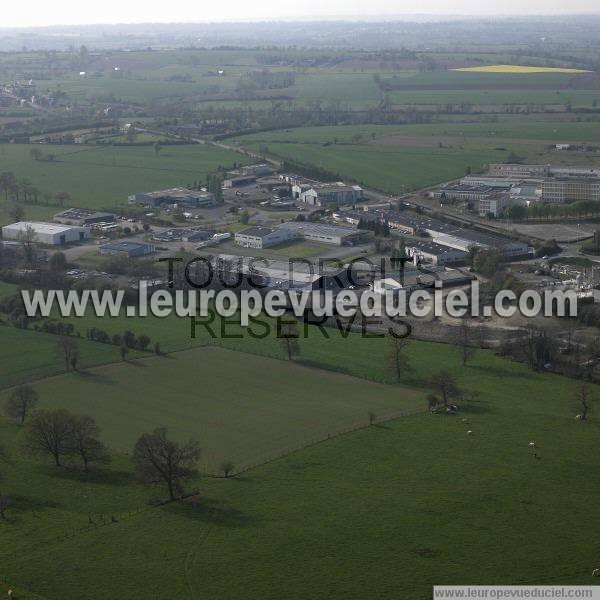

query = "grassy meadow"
[1, 321, 600, 598]
[0, 143, 250, 225]
[9, 346, 425, 472]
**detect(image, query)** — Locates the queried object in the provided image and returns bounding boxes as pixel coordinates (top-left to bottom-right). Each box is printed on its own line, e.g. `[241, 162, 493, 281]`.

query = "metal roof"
[3, 221, 83, 234]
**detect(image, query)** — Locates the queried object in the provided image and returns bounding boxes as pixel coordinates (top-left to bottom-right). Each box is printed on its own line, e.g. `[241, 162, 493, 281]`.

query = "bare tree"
[523, 325, 556, 372]
[133, 428, 201, 501]
[278, 320, 300, 361]
[386, 336, 412, 381]
[429, 371, 461, 410]
[575, 384, 593, 421]
[23, 409, 75, 467]
[4, 385, 38, 425]
[68, 415, 109, 471]
[57, 337, 78, 372]
[454, 318, 476, 366]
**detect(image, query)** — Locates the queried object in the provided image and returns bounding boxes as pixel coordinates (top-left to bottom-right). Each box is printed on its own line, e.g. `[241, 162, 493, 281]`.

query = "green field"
[0, 326, 137, 388]
[9, 346, 425, 472]
[231, 120, 600, 193]
[1, 325, 600, 598]
[0, 143, 250, 225]
[234, 136, 511, 193]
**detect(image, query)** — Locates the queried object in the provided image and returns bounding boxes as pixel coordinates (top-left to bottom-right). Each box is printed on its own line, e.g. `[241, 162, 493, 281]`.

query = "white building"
[292, 182, 363, 207]
[2, 221, 89, 245]
[408, 241, 467, 266]
[278, 221, 367, 246]
[235, 226, 295, 249]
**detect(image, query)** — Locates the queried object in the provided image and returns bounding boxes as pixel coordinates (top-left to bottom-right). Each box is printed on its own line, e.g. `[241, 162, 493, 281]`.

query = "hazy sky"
[5, 0, 600, 28]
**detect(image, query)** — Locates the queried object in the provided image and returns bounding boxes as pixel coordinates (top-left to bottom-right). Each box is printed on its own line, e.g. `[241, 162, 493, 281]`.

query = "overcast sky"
[5, 0, 600, 28]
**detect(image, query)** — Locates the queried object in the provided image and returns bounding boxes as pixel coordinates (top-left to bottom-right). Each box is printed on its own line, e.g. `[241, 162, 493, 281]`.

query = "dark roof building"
[98, 241, 156, 258]
[54, 208, 116, 226]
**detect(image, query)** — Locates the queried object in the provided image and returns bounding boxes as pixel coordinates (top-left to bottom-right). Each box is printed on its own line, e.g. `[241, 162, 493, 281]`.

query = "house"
[2, 221, 88, 245]
[98, 241, 155, 258]
[234, 226, 296, 249]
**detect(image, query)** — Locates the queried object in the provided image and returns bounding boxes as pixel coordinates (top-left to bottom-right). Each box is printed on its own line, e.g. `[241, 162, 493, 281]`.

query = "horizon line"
[3, 12, 600, 31]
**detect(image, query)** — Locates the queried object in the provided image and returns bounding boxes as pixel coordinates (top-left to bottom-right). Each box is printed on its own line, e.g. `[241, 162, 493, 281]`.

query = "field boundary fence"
[200, 405, 426, 478]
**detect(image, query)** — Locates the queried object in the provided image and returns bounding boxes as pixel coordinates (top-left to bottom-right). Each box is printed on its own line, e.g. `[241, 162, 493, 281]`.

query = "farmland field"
[7, 345, 425, 472]
[452, 64, 590, 73]
[233, 135, 524, 193]
[0, 326, 136, 388]
[4, 25, 600, 600]
[0, 143, 250, 225]
[1, 331, 600, 598]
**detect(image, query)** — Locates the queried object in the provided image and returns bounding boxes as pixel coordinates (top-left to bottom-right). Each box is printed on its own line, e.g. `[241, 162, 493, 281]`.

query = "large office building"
[2, 221, 89, 245]
[541, 178, 600, 203]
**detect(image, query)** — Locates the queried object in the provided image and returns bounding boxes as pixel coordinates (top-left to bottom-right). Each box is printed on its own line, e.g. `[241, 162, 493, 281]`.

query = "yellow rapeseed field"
[452, 64, 590, 73]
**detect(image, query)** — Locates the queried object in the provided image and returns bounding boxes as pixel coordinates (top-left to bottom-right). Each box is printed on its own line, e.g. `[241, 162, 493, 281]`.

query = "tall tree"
[429, 371, 461, 409]
[23, 409, 75, 467]
[278, 320, 300, 360]
[575, 384, 593, 421]
[57, 337, 78, 372]
[133, 428, 201, 501]
[386, 336, 412, 382]
[4, 385, 38, 425]
[68, 415, 109, 471]
[0, 445, 9, 519]
[454, 318, 476, 366]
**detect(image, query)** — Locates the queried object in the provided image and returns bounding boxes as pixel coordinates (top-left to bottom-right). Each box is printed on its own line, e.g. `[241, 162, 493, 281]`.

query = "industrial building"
[356, 209, 529, 258]
[128, 188, 216, 208]
[223, 175, 256, 188]
[152, 228, 211, 243]
[432, 184, 503, 204]
[292, 182, 363, 207]
[541, 178, 600, 203]
[54, 208, 116, 227]
[408, 241, 468, 266]
[234, 226, 295, 249]
[477, 193, 524, 218]
[2, 221, 89, 245]
[278, 221, 367, 245]
[489, 164, 550, 178]
[98, 241, 155, 258]
[214, 254, 353, 292]
[240, 164, 274, 177]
